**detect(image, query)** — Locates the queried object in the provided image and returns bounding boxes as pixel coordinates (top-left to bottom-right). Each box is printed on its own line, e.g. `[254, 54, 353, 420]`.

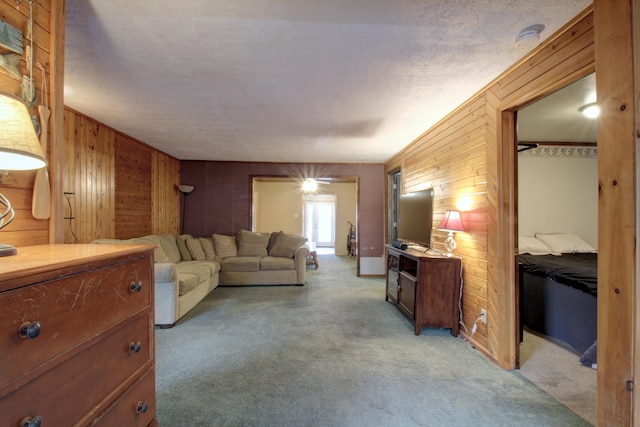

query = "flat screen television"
[397, 187, 434, 248]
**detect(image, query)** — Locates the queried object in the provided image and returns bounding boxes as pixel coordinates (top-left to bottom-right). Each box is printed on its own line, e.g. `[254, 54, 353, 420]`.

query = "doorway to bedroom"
[514, 72, 597, 424]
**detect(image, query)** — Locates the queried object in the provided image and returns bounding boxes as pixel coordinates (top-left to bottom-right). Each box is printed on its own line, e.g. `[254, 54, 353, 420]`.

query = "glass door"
[304, 196, 336, 247]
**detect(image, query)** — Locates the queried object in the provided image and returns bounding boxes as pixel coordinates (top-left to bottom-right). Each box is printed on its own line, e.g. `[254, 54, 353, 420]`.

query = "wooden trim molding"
[593, 0, 637, 424]
[50, 0, 66, 243]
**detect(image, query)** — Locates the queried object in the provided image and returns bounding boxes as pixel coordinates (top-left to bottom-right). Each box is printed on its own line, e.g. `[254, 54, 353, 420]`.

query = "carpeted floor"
[155, 255, 591, 426]
[519, 330, 596, 425]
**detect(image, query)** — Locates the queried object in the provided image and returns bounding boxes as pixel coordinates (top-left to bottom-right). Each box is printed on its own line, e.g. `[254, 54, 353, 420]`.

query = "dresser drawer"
[0, 313, 152, 426]
[94, 371, 156, 426]
[0, 257, 151, 389]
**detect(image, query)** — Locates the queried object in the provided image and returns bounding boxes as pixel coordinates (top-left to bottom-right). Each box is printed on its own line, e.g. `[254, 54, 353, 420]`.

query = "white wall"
[518, 154, 598, 247]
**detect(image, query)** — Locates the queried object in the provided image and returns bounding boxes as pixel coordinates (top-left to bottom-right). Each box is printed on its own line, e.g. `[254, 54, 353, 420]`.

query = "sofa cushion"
[221, 256, 260, 272]
[268, 232, 306, 258]
[213, 234, 238, 259]
[177, 262, 211, 284]
[199, 237, 217, 259]
[261, 256, 295, 271]
[181, 260, 221, 275]
[186, 238, 206, 261]
[176, 234, 193, 261]
[178, 273, 200, 296]
[237, 230, 270, 257]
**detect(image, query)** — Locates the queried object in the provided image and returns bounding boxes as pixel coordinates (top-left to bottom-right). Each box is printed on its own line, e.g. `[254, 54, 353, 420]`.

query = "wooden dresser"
[0, 244, 157, 427]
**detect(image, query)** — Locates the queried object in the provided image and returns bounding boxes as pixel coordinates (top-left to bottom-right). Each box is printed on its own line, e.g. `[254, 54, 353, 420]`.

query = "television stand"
[385, 244, 461, 336]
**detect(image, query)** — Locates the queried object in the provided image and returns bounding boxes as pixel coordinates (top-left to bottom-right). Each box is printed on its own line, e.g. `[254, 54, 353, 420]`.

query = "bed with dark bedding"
[519, 251, 598, 365]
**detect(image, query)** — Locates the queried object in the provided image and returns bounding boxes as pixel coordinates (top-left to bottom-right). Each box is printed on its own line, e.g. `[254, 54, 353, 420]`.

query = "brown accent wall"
[385, 10, 595, 363]
[180, 161, 384, 259]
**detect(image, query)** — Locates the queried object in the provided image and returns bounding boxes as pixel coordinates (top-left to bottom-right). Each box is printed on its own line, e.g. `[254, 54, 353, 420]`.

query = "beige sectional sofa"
[93, 230, 309, 327]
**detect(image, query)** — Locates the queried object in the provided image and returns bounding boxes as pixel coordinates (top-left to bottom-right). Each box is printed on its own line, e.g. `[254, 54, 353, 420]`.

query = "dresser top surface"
[0, 244, 155, 288]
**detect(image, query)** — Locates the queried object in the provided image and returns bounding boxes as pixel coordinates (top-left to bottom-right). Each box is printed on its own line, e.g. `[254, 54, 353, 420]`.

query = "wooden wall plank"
[151, 150, 180, 236]
[115, 133, 152, 239]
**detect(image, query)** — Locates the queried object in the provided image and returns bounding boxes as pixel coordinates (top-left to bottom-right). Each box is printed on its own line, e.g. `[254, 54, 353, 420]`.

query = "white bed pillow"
[534, 233, 597, 254]
[518, 235, 560, 256]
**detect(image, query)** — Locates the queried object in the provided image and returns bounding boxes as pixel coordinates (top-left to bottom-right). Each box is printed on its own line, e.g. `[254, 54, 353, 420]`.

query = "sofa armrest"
[293, 245, 310, 284]
[154, 263, 180, 326]
[155, 262, 178, 282]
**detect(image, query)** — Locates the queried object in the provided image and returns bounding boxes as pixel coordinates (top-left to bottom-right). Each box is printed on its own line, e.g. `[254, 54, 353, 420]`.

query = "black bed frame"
[519, 268, 597, 355]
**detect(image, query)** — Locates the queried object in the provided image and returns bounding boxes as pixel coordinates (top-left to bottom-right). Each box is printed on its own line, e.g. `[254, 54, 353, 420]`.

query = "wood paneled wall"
[62, 108, 180, 243]
[0, 0, 53, 247]
[385, 9, 595, 364]
[152, 149, 181, 235]
[115, 133, 152, 239]
[62, 110, 115, 242]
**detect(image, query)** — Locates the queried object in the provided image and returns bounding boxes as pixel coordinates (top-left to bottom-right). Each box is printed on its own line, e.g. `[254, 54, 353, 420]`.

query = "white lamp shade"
[0, 93, 46, 170]
[178, 184, 195, 194]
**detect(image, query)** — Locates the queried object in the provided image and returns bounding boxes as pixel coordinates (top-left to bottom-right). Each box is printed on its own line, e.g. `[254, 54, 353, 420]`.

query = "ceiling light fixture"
[580, 103, 600, 119]
[515, 24, 545, 48]
[302, 179, 318, 192]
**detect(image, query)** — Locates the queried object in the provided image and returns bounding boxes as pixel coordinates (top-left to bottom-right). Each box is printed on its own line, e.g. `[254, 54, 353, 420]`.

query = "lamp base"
[443, 233, 456, 257]
[0, 243, 17, 257]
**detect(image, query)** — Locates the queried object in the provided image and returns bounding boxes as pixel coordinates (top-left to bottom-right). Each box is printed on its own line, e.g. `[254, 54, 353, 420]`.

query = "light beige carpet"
[519, 330, 597, 425]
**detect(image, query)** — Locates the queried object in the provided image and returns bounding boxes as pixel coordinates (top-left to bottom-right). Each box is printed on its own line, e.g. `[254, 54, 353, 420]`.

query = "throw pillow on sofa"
[237, 229, 270, 257]
[176, 234, 193, 261]
[159, 233, 182, 263]
[268, 231, 306, 258]
[198, 237, 217, 259]
[186, 238, 207, 261]
[213, 234, 238, 259]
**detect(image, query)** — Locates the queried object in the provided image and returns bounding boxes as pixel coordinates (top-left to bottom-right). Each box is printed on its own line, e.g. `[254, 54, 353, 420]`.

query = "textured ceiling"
[64, 0, 591, 163]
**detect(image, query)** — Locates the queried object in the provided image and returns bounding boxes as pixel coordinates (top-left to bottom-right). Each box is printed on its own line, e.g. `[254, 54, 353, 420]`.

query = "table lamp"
[437, 210, 465, 257]
[0, 92, 47, 256]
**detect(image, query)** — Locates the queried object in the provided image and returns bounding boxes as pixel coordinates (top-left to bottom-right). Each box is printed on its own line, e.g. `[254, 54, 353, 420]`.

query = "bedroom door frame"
[496, 70, 595, 368]
[501, 5, 639, 421]
[499, 70, 598, 368]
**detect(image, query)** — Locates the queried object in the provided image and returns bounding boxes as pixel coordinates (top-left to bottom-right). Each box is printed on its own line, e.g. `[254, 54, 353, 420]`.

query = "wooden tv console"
[385, 245, 461, 336]
[0, 244, 157, 426]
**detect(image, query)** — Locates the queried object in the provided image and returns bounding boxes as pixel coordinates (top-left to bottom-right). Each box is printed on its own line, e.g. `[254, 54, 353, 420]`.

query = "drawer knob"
[129, 281, 143, 293]
[128, 341, 142, 354]
[136, 401, 149, 414]
[18, 321, 42, 340]
[20, 416, 42, 427]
